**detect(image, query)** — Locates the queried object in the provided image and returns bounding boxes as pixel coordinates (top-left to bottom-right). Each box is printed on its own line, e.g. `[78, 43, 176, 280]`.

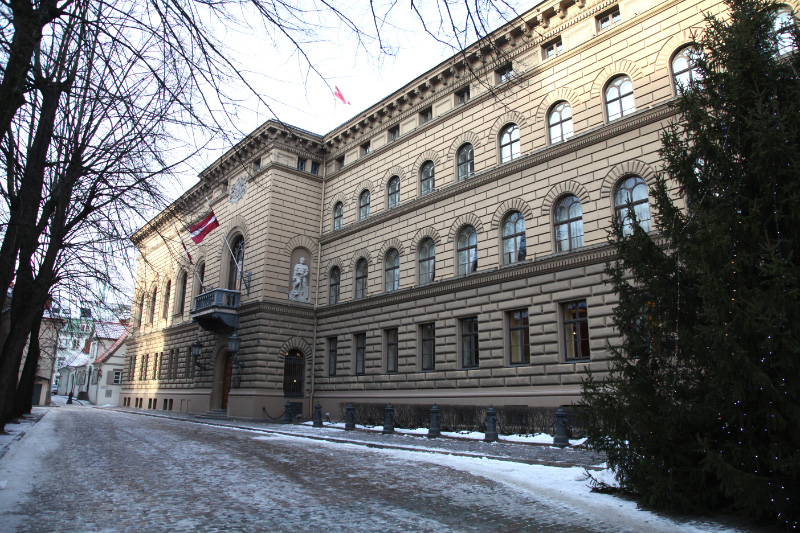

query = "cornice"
[321, 102, 679, 245]
[317, 241, 620, 319]
[238, 299, 316, 320]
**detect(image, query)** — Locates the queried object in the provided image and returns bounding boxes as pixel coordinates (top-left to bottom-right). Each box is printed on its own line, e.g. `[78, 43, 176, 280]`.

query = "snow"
[302, 421, 587, 446]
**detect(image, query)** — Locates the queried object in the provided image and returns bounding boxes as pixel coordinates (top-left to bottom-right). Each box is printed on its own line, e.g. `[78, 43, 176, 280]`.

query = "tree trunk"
[14, 309, 44, 417]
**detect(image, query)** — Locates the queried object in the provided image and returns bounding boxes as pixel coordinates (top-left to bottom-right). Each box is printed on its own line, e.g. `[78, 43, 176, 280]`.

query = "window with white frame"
[554, 195, 584, 252]
[384, 249, 399, 292]
[457, 226, 478, 275]
[548, 101, 574, 144]
[614, 176, 651, 235]
[457, 144, 474, 181]
[499, 124, 520, 163]
[502, 211, 527, 264]
[605, 76, 635, 121]
[420, 161, 435, 195]
[418, 238, 435, 285]
[387, 176, 400, 209]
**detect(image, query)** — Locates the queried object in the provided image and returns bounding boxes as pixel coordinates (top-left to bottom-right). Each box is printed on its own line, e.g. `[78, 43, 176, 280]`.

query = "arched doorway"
[283, 349, 304, 398]
[221, 354, 233, 409]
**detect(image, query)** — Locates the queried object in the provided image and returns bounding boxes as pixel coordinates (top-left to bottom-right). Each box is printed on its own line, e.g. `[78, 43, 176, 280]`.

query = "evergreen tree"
[581, 0, 800, 526]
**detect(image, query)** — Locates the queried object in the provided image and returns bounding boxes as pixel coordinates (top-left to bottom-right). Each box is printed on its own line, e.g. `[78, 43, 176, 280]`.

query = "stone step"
[195, 409, 229, 420]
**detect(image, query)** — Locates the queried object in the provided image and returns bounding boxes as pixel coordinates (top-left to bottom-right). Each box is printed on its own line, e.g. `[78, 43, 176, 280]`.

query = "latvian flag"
[189, 210, 220, 244]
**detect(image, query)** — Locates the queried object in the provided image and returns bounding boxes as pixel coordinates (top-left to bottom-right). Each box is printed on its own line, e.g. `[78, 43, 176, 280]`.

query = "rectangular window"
[361, 142, 371, 156]
[386, 328, 398, 373]
[420, 323, 435, 371]
[563, 300, 591, 361]
[388, 125, 399, 141]
[328, 337, 338, 376]
[252, 158, 261, 172]
[543, 38, 563, 59]
[140, 354, 147, 381]
[461, 317, 479, 368]
[355, 333, 366, 375]
[297, 158, 306, 171]
[597, 7, 621, 31]
[419, 107, 432, 125]
[336, 156, 345, 170]
[113, 370, 122, 385]
[496, 64, 514, 84]
[455, 87, 470, 105]
[508, 309, 531, 365]
[185, 348, 193, 379]
[311, 162, 320, 175]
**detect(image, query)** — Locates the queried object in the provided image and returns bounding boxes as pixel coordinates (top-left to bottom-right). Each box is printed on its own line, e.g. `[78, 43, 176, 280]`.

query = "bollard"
[282, 401, 293, 424]
[427, 404, 441, 438]
[344, 403, 356, 430]
[382, 403, 395, 434]
[484, 406, 498, 442]
[552, 406, 570, 448]
[312, 401, 323, 427]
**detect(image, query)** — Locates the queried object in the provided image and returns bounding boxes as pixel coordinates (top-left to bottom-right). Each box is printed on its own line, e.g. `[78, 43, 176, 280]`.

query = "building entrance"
[283, 349, 304, 398]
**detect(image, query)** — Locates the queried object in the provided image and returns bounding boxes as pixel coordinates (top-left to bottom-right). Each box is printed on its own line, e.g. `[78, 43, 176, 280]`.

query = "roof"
[94, 321, 127, 340]
[60, 350, 92, 369]
[94, 329, 128, 365]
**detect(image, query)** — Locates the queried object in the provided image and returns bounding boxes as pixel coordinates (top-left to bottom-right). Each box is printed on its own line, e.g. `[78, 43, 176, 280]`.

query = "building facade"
[123, 0, 798, 418]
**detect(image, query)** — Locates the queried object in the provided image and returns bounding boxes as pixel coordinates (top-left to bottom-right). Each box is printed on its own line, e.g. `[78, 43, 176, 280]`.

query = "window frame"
[496, 64, 514, 84]
[455, 87, 470, 105]
[336, 156, 344, 170]
[384, 249, 399, 293]
[554, 195, 584, 252]
[328, 337, 338, 376]
[508, 309, 531, 365]
[419, 107, 433, 125]
[614, 175, 652, 236]
[596, 7, 621, 31]
[354, 333, 366, 375]
[297, 158, 306, 171]
[457, 143, 474, 181]
[501, 211, 527, 265]
[355, 259, 368, 300]
[333, 202, 343, 231]
[774, 6, 797, 56]
[420, 161, 435, 195]
[460, 316, 479, 369]
[176, 271, 187, 315]
[387, 176, 400, 209]
[162, 280, 171, 319]
[361, 142, 371, 156]
[542, 37, 563, 59]
[148, 287, 157, 324]
[388, 125, 400, 142]
[671, 46, 702, 94]
[499, 123, 520, 164]
[457, 225, 478, 276]
[311, 162, 320, 175]
[358, 190, 370, 220]
[562, 300, 591, 361]
[420, 323, 435, 371]
[112, 370, 123, 385]
[329, 266, 340, 304]
[385, 328, 399, 373]
[548, 101, 574, 144]
[605, 75, 635, 122]
[418, 238, 435, 285]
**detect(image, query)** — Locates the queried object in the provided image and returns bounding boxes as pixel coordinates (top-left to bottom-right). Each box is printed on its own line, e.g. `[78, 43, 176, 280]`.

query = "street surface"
[0, 406, 750, 532]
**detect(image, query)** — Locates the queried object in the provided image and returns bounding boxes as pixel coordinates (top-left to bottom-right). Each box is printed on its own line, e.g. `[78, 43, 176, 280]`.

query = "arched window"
[418, 238, 435, 285]
[148, 287, 157, 324]
[554, 195, 584, 252]
[614, 176, 651, 236]
[605, 76, 635, 121]
[384, 249, 399, 292]
[548, 102, 574, 144]
[227, 235, 245, 290]
[774, 6, 796, 55]
[177, 272, 188, 315]
[162, 280, 171, 319]
[457, 226, 478, 275]
[194, 262, 205, 299]
[457, 144, 474, 181]
[420, 161, 435, 195]
[355, 259, 368, 299]
[387, 176, 400, 209]
[329, 267, 340, 304]
[499, 124, 520, 163]
[359, 191, 370, 220]
[502, 211, 527, 264]
[333, 202, 343, 230]
[672, 46, 702, 92]
[137, 294, 145, 327]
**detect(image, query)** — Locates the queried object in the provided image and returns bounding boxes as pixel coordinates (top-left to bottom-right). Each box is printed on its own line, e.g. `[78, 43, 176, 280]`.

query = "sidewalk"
[0, 408, 48, 462]
[102, 405, 607, 470]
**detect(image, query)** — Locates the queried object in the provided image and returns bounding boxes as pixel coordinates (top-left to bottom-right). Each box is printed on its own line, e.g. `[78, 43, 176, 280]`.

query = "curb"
[99, 406, 604, 470]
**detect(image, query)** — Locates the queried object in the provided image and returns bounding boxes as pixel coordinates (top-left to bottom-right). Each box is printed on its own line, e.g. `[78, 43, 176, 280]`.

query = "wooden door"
[221, 355, 233, 409]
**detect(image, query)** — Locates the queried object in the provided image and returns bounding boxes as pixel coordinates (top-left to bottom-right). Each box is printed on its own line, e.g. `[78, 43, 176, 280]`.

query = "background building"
[122, 0, 796, 418]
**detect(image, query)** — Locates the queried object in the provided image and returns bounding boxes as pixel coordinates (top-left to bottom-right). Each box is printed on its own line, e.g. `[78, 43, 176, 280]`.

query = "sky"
[176, 0, 541, 192]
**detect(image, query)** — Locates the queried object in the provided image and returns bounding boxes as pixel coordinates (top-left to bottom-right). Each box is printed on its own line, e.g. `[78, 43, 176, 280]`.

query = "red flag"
[189, 210, 219, 244]
[334, 86, 351, 105]
[179, 235, 194, 265]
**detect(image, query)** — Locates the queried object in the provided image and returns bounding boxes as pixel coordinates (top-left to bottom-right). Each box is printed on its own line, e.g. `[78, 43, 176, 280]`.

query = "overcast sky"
[178, 1, 539, 190]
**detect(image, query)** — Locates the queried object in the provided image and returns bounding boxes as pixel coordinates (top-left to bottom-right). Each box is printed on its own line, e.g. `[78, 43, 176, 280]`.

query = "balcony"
[191, 289, 241, 332]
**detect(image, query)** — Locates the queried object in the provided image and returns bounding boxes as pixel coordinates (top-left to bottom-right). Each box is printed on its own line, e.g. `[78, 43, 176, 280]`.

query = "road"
[0, 406, 744, 532]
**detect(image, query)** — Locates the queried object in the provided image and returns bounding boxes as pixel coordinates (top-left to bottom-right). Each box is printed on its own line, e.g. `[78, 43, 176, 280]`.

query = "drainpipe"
[310, 158, 326, 410]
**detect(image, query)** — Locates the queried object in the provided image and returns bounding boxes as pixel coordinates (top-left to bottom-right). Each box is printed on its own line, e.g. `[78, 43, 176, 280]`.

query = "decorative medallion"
[229, 175, 247, 204]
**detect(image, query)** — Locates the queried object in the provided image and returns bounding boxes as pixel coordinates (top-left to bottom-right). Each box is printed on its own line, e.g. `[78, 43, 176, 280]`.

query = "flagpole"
[205, 196, 243, 289]
[171, 221, 205, 294]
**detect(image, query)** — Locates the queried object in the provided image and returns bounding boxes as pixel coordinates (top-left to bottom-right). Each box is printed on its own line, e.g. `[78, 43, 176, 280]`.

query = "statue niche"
[288, 249, 311, 303]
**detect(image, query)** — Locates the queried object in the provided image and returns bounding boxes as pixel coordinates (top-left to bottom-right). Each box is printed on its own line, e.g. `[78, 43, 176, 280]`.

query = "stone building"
[122, 0, 798, 418]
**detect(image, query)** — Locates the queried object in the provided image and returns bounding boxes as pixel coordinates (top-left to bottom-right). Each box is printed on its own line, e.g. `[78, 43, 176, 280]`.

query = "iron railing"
[192, 288, 241, 313]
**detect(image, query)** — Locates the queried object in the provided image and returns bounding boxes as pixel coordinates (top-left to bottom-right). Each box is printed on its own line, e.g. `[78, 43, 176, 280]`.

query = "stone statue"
[289, 257, 309, 302]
